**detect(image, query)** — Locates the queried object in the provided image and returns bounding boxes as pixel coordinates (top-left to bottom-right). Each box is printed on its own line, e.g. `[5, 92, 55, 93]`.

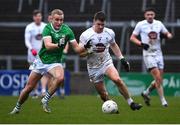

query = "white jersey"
[24, 22, 46, 63]
[132, 19, 168, 56]
[80, 27, 115, 68]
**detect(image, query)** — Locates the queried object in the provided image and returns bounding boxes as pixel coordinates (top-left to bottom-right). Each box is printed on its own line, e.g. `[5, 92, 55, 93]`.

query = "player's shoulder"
[153, 19, 163, 24]
[61, 24, 72, 30]
[136, 20, 147, 25]
[81, 27, 94, 36]
[41, 22, 47, 27]
[104, 27, 115, 35]
[43, 23, 51, 29]
[26, 22, 34, 29]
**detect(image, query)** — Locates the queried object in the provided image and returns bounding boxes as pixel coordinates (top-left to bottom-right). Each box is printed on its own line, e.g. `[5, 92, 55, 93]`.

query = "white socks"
[127, 98, 133, 105]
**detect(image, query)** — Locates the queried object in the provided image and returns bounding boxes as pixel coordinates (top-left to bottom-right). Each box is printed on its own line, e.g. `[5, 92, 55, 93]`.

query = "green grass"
[0, 95, 180, 124]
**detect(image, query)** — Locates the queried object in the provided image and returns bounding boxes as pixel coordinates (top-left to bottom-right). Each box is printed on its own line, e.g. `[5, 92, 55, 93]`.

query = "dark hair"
[144, 7, 156, 14]
[33, 9, 41, 16]
[94, 11, 106, 21]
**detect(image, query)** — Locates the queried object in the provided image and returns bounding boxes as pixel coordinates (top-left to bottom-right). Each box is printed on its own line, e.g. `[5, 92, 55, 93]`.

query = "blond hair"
[51, 9, 64, 16]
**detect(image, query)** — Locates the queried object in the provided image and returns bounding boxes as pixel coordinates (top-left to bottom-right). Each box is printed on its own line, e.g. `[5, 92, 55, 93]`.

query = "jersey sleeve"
[108, 29, 116, 44]
[42, 25, 51, 39]
[79, 33, 87, 45]
[159, 21, 168, 33]
[67, 28, 76, 43]
[132, 22, 141, 35]
[24, 25, 32, 50]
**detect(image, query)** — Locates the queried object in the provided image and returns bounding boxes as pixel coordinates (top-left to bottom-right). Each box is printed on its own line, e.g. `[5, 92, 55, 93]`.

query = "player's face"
[144, 11, 155, 23]
[52, 14, 64, 30]
[94, 20, 105, 33]
[33, 13, 42, 25]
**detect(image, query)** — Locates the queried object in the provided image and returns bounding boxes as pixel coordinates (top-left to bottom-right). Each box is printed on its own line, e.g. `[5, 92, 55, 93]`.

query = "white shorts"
[143, 54, 164, 70]
[88, 59, 114, 83]
[29, 57, 63, 75]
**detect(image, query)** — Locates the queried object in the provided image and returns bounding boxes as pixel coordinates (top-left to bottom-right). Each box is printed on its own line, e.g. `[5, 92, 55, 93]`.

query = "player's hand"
[141, 43, 149, 50]
[120, 58, 130, 72]
[58, 42, 64, 48]
[31, 49, 37, 56]
[160, 33, 173, 39]
[84, 40, 92, 49]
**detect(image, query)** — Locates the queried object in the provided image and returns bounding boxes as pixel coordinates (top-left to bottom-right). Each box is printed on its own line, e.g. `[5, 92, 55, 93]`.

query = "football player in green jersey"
[10, 9, 87, 114]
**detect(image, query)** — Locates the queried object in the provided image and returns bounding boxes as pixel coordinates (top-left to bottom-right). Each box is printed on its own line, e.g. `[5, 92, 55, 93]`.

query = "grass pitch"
[0, 95, 179, 124]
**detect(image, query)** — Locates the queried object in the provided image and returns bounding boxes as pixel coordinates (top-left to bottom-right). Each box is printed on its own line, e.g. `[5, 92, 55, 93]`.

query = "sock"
[42, 88, 46, 94]
[160, 96, 167, 104]
[15, 102, 21, 110]
[145, 81, 156, 95]
[127, 98, 133, 105]
[42, 92, 51, 103]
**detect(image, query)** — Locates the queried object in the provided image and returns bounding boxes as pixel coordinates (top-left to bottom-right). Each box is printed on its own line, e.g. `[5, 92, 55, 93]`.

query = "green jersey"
[39, 23, 75, 64]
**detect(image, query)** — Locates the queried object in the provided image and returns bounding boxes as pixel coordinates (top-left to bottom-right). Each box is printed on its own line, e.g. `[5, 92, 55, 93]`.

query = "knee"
[155, 77, 163, 87]
[54, 75, 64, 84]
[112, 77, 124, 87]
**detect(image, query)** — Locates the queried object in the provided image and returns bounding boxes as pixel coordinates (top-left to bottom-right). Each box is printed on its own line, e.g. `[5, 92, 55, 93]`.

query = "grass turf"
[0, 95, 180, 124]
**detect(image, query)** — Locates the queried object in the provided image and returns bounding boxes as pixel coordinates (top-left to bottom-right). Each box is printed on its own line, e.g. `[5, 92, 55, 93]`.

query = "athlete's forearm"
[130, 34, 142, 46]
[44, 41, 59, 50]
[79, 50, 88, 57]
[110, 42, 123, 58]
[25, 40, 33, 50]
[71, 41, 85, 54]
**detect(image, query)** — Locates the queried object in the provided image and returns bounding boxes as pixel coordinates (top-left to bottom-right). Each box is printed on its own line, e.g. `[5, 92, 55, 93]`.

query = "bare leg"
[105, 65, 131, 100]
[41, 73, 51, 96]
[94, 82, 109, 102]
[150, 68, 167, 106]
[105, 65, 142, 110]
[41, 66, 64, 113]
[10, 71, 42, 114]
[47, 66, 64, 95]
[18, 72, 42, 104]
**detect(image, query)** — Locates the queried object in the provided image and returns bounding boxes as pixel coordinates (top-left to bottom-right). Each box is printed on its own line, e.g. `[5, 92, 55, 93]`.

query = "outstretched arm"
[70, 40, 86, 55]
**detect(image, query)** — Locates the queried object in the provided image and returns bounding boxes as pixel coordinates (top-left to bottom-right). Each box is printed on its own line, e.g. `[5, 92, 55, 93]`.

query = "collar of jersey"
[50, 23, 62, 32]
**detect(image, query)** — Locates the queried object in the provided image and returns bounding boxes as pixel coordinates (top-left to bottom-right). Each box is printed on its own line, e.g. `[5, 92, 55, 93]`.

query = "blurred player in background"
[130, 8, 172, 107]
[24, 9, 50, 98]
[10, 9, 87, 114]
[79, 11, 142, 111]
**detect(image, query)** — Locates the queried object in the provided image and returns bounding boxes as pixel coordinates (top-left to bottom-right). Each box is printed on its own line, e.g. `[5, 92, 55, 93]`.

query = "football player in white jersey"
[25, 10, 51, 98]
[130, 8, 172, 107]
[80, 11, 142, 111]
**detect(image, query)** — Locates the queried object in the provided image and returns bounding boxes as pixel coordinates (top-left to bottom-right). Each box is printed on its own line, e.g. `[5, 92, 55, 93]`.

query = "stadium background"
[0, 0, 180, 123]
[0, 0, 179, 95]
